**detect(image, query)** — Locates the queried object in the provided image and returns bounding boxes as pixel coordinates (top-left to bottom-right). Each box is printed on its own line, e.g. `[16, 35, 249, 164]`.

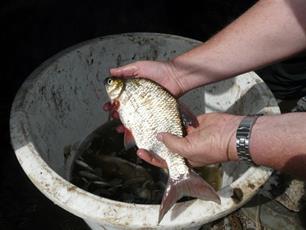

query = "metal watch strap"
[236, 115, 261, 164]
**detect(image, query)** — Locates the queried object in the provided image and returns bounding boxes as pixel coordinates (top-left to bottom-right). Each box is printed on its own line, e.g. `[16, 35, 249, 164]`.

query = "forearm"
[173, 0, 306, 92]
[229, 113, 306, 179]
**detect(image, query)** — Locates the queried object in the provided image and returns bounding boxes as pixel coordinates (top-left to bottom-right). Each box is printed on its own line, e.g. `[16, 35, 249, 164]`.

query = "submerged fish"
[104, 77, 220, 223]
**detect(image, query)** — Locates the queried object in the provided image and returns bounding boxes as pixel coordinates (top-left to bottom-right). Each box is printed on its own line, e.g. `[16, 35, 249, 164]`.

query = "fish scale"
[104, 77, 220, 223]
[119, 80, 184, 167]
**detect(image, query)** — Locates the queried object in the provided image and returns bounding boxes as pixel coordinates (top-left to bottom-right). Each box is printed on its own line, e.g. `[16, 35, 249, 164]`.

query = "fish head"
[104, 77, 125, 100]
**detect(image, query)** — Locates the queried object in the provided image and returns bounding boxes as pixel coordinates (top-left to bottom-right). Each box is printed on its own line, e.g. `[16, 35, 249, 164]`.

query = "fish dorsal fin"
[178, 101, 199, 128]
[124, 128, 136, 150]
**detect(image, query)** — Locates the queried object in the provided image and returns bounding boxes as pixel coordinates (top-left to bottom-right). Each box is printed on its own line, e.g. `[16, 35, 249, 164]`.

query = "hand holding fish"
[137, 113, 243, 168]
[110, 60, 187, 97]
[108, 0, 306, 187]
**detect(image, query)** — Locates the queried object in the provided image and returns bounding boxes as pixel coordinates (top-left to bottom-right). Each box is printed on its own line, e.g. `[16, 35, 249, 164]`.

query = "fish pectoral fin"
[158, 170, 220, 224]
[124, 128, 136, 150]
[178, 101, 199, 128]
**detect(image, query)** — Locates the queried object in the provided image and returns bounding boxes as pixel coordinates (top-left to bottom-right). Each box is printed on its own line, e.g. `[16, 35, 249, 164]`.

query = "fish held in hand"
[104, 77, 220, 223]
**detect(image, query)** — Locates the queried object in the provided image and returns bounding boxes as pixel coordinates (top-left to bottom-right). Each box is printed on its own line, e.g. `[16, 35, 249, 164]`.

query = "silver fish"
[104, 77, 220, 223]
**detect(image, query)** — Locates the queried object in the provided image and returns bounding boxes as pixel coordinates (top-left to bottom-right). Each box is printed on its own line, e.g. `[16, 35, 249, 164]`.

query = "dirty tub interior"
[10, 33, 280, 230]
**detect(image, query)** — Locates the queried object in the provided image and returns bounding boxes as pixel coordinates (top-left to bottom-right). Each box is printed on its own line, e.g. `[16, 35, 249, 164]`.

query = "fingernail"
[102, 102, 112, 111]
[123, 65, 137, 71]
[136, 150, 144, 157]
[115, 125, 125, 133]
[110, 68, 120, 73]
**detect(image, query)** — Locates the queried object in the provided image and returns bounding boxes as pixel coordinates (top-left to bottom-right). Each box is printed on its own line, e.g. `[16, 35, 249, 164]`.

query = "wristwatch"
[236, 115, 262, 164]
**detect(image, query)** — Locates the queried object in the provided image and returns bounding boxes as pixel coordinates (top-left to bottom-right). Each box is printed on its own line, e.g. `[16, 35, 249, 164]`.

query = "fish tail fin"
[158, 170, 221, 224]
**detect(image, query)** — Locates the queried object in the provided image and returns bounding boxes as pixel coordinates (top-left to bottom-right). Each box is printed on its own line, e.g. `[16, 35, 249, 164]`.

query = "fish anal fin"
[124, 128, 136, 150]
[158, 170, 220, 224]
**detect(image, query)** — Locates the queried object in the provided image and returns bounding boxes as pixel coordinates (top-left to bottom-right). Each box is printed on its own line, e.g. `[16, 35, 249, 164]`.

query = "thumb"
[110, 60, 161, 78]
[110, 64, 139, 77]
[157, 132, 191, 156]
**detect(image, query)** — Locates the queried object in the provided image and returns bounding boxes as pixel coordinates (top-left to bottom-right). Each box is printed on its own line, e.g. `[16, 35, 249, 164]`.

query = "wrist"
[225, 116, 244, 162]
[171, 55, 210, 93]
[235, 115, 262, 164]
[227, 133, 239, 162]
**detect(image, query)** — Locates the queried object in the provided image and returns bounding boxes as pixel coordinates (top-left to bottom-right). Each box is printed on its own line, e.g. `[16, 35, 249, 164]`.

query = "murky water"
[70, 120, 222, 204]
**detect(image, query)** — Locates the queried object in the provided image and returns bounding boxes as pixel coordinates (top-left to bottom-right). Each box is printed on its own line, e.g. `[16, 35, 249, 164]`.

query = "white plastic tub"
[10, 33, 280, 229]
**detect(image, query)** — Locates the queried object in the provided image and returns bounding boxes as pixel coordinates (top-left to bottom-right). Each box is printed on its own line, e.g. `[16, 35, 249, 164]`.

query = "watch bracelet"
[236, 115, 262, 164]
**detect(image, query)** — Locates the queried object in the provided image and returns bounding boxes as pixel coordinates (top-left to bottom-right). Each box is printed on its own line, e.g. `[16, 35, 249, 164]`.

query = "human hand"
[110, 60, 186, 97]
[137, 113, 243, 168]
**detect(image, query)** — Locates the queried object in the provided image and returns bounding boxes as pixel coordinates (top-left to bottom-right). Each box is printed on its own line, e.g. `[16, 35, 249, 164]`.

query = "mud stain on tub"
[231, 187, 244, 203]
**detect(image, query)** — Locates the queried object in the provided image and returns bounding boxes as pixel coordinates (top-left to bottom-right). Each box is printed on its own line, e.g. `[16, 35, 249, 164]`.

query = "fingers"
[110, 61, 160, 79]
[111, 110, 120, 119]
[102, 102, 113, 111]
[115, 124, 125, 133]
[102, 102, 120, 120]
[186, 160, 204, 168]
[137, 149, 167, 168]
[110, 63, 140, 77]
[157, 132, 191, 157]
[156, 133, 206, 167]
